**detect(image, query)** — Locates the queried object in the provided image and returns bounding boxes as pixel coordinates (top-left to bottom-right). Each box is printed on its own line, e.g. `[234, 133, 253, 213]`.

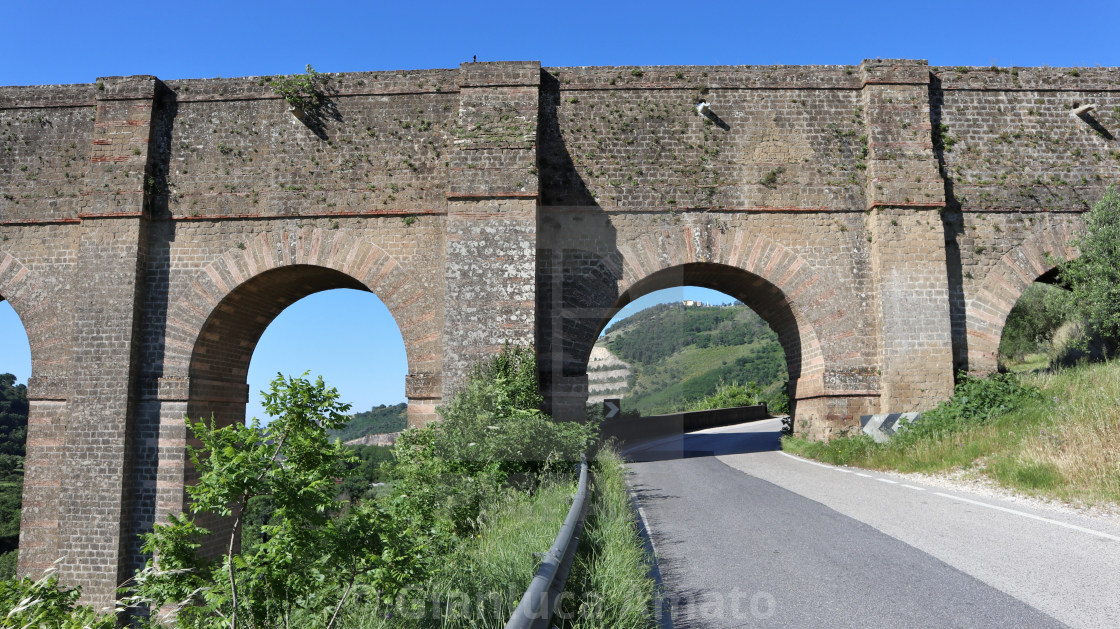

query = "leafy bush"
[685, 380, 760, 411]
[766, 390, 790, 415]
[269, 64, 327, 113]
[783, 371, 1041, 466]
[894, 372, 1041, 444]
[0, 550, 15, 580]
[0, 570, 113, 629]
[130, 373, 413, 629]
[1062, 187, 1120, 345]
[392, 345, 595, 536]
[3, 349, 603, 627]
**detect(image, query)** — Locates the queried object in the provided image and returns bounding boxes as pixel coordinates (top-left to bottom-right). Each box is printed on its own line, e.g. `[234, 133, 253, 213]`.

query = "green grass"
[337, 479, 576, 628]
[559, 447, 657, 629]
[1003, 352, 1050, 374]
[335, 447, 658, 628]
[783, 360, 1120, 506]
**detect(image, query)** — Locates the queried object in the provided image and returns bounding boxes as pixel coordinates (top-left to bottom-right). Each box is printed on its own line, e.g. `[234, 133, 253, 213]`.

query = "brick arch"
[965, 221, 1082, 373]
[553, 227, 859, 422]
[613, 229, 839, 386]
[0, 251, 65, 394]
[162, 226, 441, 420]
[1, 250, 69, 578]
[154, 228, 440, 551]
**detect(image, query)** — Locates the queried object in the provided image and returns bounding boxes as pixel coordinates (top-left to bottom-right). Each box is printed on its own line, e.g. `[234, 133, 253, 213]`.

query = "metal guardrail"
[504, 455, 591, 629]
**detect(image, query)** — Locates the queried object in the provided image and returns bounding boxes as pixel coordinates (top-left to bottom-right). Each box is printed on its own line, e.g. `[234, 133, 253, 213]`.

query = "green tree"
[0, 373, 27, 462]
[998, 283, 1074, 361]
[0, 373, 27, 577]
[130, 373, 405, 629]
[1063, 187, 1120, 346]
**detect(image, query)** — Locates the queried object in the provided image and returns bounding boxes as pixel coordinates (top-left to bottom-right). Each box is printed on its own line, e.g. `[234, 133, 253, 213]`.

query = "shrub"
[129, 373, 410, 629]
[0, 570, 113, 629]
[269, 65, 327, 114]
[391, 345, 595, 536]
[685, 380, 760, 411]
[906, 372, 1040, 430]
[1060, 187, 1120, 351]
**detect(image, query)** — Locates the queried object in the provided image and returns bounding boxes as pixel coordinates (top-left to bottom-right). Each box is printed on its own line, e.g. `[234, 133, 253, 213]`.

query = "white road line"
[876, 478, 899, 484]
[779, 452, 834, 469]
[932, 492, 1120, 543]
[777, 451, 1120, 542]
[900, 484, 926, 491]
[637, 503, 662, 558]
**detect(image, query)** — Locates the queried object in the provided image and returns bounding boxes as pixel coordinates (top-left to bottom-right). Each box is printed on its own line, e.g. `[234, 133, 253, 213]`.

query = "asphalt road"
[625, 418, 1120, 629]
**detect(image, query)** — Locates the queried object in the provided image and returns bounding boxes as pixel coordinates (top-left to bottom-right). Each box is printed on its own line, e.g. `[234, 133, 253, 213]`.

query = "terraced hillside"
[597, 303, 788, 416]
[587, 345, 632, 405]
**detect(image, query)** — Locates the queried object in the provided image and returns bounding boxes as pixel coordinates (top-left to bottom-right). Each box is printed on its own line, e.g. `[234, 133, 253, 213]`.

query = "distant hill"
[598, 303, 788, 416]
[329, 402, 407, 443]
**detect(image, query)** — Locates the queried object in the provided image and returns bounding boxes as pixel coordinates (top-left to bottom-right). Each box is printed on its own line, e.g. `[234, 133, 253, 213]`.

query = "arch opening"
[966, 225, 1084, 376]
[590, 284, 789, 419]
[997, 281, 1077, 373]
[178, 264, 410, 557]
[552, 261, 816, 425]
[0, 298, 31, 578]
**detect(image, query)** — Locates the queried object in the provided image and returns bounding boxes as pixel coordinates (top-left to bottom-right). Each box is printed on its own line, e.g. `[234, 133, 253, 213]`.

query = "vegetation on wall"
[269, 65, 328, 115]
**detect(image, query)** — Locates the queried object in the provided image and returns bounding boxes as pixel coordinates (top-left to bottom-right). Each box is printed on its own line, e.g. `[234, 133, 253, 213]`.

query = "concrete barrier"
[601, 404, 770, 445]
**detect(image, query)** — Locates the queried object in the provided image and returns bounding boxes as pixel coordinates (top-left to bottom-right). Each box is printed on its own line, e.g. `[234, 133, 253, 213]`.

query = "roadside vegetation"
[557, 447, 657, 629]
[783, 363, 1120, 505]
[0, 346, 657, 628]
[784, 188, 1120, 507]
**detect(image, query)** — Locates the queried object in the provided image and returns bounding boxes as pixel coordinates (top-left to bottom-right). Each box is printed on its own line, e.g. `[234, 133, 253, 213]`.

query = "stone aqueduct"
[1, 59, 1117, 603]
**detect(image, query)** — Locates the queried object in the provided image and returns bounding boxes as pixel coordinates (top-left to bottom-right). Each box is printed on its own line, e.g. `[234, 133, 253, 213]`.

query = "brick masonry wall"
[443, 62, 541, 395]
[539, 65, 868, 211]
[929, 66, 1117, 373]
[1, 60, 1118, 608]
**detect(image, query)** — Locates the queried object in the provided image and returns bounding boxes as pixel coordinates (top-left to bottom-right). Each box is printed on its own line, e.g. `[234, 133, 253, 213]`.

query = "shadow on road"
[622, 426, 782, 463]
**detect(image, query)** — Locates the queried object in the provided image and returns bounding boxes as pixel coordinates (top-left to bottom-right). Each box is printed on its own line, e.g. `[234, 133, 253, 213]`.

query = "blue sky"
[2, 0, 1118, 417]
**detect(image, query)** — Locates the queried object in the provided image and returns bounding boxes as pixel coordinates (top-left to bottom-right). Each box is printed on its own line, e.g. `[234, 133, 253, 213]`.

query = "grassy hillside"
[784, 360, 1120, 506]
[329, 402, 407, 442]
[600, 303, 788, 416]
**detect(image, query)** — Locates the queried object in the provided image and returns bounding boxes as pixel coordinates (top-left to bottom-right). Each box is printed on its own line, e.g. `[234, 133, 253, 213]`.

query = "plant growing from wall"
[759, 166, 785, 189]
[270, 65, 327, 120]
